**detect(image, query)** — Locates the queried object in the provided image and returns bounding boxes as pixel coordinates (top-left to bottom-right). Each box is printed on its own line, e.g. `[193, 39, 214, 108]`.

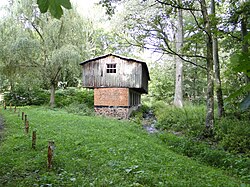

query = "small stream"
[142, 110, 158, 134]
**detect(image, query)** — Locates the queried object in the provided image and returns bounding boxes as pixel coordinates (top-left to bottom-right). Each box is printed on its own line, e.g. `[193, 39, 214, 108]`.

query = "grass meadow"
[0, 106, 245, 186]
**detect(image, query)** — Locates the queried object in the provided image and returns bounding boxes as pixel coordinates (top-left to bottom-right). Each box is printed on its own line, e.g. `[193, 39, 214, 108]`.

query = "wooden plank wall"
[82, 56, 145, 90]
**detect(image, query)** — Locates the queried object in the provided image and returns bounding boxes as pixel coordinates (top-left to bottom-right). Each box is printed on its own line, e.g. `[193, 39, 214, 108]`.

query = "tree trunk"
[211, 0, 225, 118]
[50, 83, 56, 108]
[200, 0, 214, 136]
[241, 15, 250, 83]
[173, 4, 184, 108]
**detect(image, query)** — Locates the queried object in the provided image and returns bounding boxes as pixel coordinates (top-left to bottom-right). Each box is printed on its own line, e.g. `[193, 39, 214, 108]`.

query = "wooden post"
[25, 120, 29, 134]
[24, 115, 27, 128]
[10, 103, 12, 111]
[22, 112, 24, 120]
[14, 106, 17, 113]
[32, 130, 36, 149]
[48, 141, 55, 169]
[24, 114, 27, 122]
[4, 101, 6, 110]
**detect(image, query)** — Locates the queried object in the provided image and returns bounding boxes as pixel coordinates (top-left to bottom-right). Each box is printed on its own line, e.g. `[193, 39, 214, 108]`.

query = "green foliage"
[158, 133, 250, 182]
[153, 102, 206, 137]
[154, 101, 250, 155]
[65, 102, 94, 116]
[37, 0, 72, 19]
[147, 61, 174, 104]
[226, 52, 250, 110]
[3, 87, 94, 110]
[55, 88, 93, 108]
[0, 107, 244, 186]
[4, 88, 49, 106]
[215, 117, 250, 155]
[129, 104, 150, 124]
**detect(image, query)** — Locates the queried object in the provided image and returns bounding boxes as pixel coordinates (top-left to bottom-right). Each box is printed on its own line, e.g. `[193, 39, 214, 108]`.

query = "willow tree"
[2, 0, 108, 107]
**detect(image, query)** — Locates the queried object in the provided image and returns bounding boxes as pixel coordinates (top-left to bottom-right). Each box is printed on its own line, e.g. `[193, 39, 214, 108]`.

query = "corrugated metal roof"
[80, 53, 150, 80]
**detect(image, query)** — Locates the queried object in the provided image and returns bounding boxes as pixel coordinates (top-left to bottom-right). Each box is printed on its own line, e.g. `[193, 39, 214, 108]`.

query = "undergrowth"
[148, 100, 250, 183]
[0, 106, 245, 186]
[3, 87, 94, 108]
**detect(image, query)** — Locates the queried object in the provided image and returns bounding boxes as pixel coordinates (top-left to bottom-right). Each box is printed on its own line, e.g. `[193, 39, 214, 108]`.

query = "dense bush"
[4, 87, 94, 110]
[55, 87, 94, 108]
[65, 102, 94, 116]
[152, 101, 206, 137]
[4, 87, 49, 106]
[152, 102, 250, 182]
[215, 117, 250, 155]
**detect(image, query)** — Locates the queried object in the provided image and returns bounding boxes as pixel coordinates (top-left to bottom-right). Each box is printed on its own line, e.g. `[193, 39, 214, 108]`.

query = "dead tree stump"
[48, 141, 55, 169]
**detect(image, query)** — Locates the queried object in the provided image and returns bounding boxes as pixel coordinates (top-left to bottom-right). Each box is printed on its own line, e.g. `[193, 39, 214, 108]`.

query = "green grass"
[0, 106, 246, 186]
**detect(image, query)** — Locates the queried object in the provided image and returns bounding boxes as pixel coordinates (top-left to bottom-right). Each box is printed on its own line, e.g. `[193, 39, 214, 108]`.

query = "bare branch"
[121, 34, 207, 70]
[155, 0, 201, 11]
[189, 10, 205, 32]
[218, 29, 241, 41]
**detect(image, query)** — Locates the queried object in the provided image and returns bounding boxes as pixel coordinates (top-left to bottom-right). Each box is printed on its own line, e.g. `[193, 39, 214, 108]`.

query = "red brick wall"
[94, 88, 129, 106]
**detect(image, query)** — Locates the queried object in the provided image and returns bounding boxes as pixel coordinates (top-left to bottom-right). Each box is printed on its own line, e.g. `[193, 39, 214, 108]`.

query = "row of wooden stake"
[2, 101, 55, 169]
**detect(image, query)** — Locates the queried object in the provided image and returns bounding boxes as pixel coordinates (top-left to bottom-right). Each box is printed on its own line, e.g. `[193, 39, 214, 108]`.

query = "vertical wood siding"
[82, 56, 148, 92]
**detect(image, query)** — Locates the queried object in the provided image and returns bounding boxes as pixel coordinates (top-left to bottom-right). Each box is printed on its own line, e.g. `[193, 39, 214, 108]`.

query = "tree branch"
[155, 0, 201, 11]
[122, 34, 207, 70]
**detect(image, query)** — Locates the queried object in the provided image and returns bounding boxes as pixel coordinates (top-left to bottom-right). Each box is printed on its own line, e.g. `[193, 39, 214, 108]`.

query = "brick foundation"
[94, 106, 129, 119]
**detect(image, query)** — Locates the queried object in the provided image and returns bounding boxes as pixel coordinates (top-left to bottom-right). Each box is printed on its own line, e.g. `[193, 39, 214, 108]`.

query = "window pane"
[106, 64, 116, 73]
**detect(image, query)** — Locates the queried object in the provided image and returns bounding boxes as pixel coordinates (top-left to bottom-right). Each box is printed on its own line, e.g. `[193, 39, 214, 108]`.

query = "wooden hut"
[80, 54, 150, 118]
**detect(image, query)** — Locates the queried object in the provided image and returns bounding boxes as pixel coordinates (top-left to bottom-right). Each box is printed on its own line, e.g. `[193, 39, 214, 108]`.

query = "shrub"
[153, 103, 205, 137]
[215, 118, 250, 155]
[55, 88, 93, 108]
[158, 132, 250, 181]
[4, 88, 49, 106]
[65, 102, 94, 116]
[4, 87, 94, 109]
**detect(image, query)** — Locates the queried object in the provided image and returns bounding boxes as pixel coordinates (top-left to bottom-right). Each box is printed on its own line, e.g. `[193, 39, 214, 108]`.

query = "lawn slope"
[0, 107, 243, 186]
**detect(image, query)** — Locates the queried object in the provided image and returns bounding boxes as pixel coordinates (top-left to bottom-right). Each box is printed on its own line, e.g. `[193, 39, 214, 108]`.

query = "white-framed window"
[106, 63, 116, 73]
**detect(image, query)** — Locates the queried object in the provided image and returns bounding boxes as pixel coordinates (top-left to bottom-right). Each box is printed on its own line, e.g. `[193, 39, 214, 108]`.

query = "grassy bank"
[0, 106, 245, 186]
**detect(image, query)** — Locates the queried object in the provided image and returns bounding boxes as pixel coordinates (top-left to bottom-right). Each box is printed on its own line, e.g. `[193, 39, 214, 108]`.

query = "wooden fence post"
[22, 112, 24, 120]
[25, 120, 29, 134]
[4, 101, 6, 110]
[32, 130, 36, 149]
[24, 114, 27, 122]
[48, 141, 55, 169]
[14, 106, 16, 113]
[10, 103, 12, 111]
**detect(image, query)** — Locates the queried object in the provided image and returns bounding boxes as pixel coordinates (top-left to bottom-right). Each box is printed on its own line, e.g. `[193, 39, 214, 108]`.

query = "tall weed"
[152, 101, 205, 137]
[215, 118, 250, 155]
[158, 133, 250, 182]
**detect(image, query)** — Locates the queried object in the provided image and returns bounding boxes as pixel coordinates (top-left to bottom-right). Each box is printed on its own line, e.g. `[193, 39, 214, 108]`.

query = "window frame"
[106, 63, 117, 73]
